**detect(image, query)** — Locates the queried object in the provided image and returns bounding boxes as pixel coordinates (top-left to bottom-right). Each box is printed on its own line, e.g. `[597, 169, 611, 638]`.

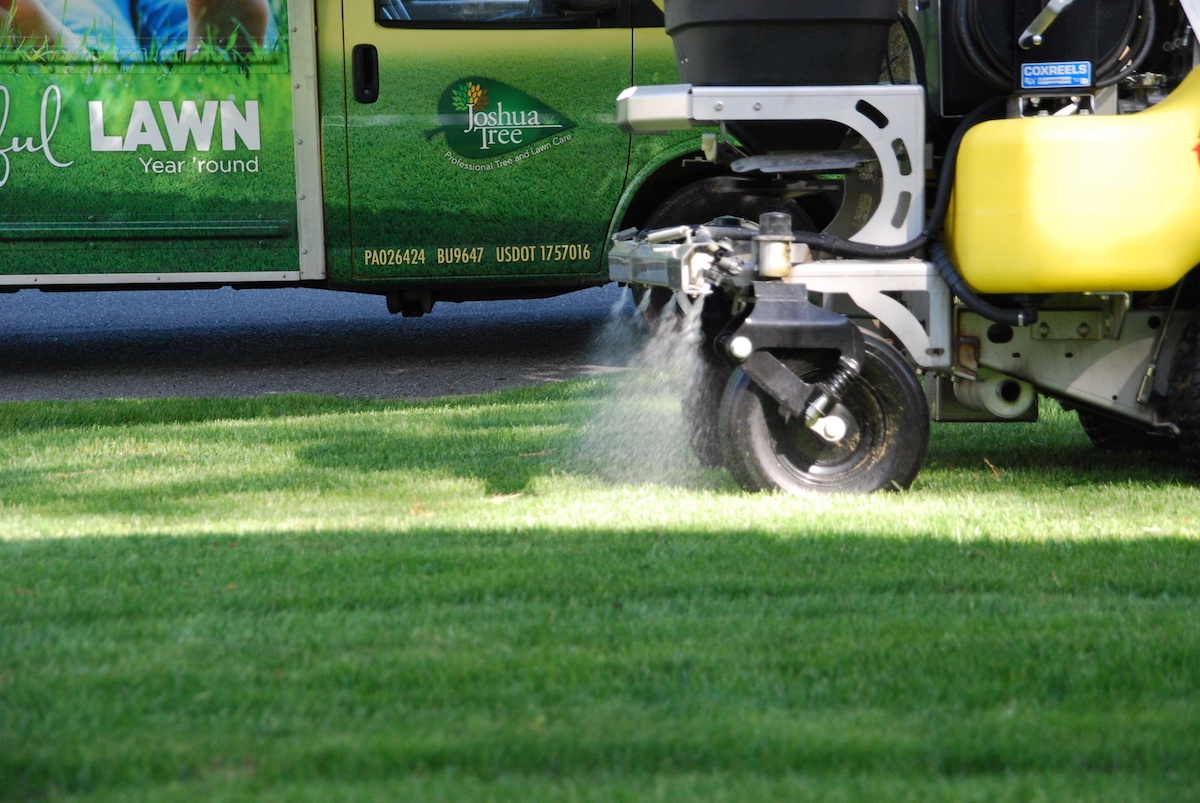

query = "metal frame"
[288, 0, 327, 282]
[958, 308, 1183, 428]
[795, 260, 953, 371]
[617, 83, 927, 245]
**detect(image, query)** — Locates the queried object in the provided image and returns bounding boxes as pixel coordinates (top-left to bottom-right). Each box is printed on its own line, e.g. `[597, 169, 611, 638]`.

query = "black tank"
[664, 0, 898, 152]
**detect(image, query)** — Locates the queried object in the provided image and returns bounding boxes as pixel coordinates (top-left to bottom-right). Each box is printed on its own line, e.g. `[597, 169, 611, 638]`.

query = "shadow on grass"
[2, 526, 1200, 801]
[296, 424, 564, 496]
[1, 383, 659, 511]
[925, 415, 1196, 489]
[1, 387, 1196, 514]
[0, 395, 395, 432]
[293, 400, 1196, 498]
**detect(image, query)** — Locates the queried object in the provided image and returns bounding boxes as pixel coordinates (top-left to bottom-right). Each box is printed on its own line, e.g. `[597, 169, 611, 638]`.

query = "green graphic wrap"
[0, 55, 296, 277]
[428, 77, 576, 160]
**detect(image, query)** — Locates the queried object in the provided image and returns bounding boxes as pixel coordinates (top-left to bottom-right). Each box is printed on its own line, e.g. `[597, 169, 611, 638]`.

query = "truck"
[610, 0, 1200, 493]
[1, 0, 728, 316]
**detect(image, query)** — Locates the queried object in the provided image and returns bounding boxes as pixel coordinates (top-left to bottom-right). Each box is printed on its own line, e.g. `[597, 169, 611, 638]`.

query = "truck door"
[336, 0, 641, 301]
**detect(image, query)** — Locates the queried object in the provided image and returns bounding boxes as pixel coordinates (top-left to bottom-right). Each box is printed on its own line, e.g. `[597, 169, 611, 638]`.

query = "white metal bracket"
[617, 83, 926, 247]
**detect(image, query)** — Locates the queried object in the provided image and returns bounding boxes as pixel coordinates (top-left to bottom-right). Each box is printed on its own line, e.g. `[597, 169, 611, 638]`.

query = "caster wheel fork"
[718, 333, 929, 494]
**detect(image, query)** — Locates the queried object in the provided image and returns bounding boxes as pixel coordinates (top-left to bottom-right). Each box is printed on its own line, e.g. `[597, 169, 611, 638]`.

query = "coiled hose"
[954, 0, 1156, 90]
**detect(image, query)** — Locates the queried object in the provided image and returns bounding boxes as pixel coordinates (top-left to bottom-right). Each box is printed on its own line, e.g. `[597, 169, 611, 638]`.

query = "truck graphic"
[0, 0, 685, 316]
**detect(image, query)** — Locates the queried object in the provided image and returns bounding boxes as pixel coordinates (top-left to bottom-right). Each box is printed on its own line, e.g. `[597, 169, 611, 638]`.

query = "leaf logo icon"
[451, 81, 489, 112]
[468, 83, 489, 112]
[451, 84, 471, 112]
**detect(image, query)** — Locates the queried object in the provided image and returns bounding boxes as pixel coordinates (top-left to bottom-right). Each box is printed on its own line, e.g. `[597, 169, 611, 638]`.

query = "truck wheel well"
[619, 154, 727, 229]
[619, 154, 836, 231]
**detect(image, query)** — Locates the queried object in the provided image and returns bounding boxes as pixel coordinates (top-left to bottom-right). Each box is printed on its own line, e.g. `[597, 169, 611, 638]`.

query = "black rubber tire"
[1167, 309, 1200, 470]
[644, 177, 816, 230]
[1076, 408, 1176, 453]
[718, 333, 929, 494]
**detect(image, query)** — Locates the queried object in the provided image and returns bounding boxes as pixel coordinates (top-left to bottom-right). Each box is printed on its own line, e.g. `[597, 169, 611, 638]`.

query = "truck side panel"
[1, 0, 683, 296]
[0, 0, 306, 286]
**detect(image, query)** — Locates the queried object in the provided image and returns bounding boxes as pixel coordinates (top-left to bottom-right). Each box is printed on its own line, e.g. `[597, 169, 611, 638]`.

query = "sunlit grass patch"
[1, 382, 1199, 801]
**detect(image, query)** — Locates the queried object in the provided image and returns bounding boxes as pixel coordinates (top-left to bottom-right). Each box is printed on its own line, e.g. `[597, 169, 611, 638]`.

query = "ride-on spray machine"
[609, 0, 1200, 494]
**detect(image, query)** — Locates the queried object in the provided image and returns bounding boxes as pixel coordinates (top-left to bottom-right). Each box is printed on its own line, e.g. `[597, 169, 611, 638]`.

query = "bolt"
[810, 416, 848, 444]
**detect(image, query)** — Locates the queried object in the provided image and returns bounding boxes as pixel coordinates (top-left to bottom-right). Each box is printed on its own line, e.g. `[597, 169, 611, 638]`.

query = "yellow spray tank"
[947, 68, 1200, 294]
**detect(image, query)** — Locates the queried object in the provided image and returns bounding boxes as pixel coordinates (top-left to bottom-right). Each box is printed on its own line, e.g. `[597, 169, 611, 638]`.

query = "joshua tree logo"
[427, 77, 576, 159]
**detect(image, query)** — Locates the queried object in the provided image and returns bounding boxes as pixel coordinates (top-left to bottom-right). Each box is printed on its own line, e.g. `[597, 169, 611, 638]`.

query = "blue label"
[1020, 61, 1093, 90]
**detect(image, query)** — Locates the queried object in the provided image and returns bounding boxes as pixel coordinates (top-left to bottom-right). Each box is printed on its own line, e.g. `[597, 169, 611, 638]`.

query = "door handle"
[352, 44, 380, 104]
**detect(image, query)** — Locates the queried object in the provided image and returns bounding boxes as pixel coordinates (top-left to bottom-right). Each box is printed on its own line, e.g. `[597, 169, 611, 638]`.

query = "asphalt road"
[0, 284, 634, 401]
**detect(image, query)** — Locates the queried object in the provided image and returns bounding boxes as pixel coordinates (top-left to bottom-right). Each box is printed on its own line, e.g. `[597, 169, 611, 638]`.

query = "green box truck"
[1, 0, 726, 315]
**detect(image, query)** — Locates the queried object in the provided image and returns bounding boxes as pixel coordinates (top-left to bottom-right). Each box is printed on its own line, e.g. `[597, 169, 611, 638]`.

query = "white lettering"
[192, 156, 259, 173]
[221, 100, 260, 151]
[159, 100, 218, 151]
[1, 85, 74, 188]
[123, 101, 167, 151]
[463, 101, 561, 151]
[1021, 62, 1091, 78]
[89, 99, 261, 153]
[88, 100, 123, 152]
[140, 157, 187, 174]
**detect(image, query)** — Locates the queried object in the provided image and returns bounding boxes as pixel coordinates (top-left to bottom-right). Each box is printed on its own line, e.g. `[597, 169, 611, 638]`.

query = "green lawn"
[2, 381, 1198, 801]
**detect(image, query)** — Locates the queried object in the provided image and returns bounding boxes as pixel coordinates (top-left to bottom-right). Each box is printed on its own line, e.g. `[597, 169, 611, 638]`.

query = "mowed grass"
[2, 380, 1199, 802]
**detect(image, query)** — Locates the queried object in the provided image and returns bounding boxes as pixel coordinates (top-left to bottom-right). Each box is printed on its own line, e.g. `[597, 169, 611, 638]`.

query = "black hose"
[955, 0, 1010, 90]
[930, 241, 1036, 326]
[692, 225, 758, 241]
[1095, 0, 1141, 79]
[896, 11, 929, 92]
[785, 94, 1007, 260]
[1096, 0, 1157, 88]
[776, 94, 1034, 325]
[634, 106, 1031, 327]
[953, 0, 1154, 90]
